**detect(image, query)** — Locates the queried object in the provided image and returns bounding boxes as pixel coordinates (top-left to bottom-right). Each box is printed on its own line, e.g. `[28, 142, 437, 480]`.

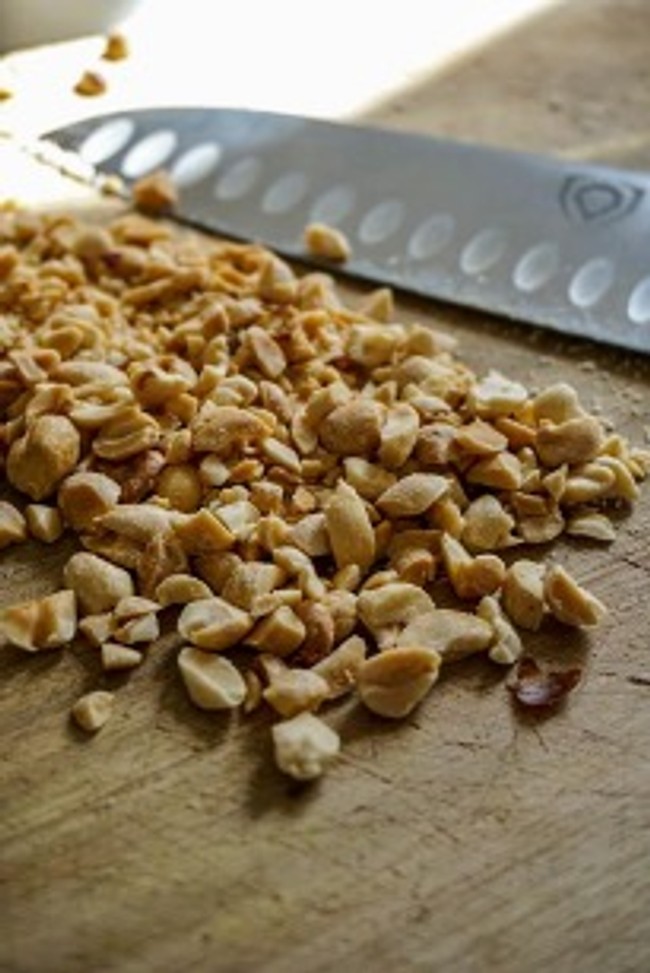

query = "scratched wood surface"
[2, 2, 650, 971]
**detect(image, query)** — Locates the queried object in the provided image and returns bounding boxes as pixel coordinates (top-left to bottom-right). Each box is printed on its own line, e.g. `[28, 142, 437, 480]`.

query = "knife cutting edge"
[31, 107, 650, 355]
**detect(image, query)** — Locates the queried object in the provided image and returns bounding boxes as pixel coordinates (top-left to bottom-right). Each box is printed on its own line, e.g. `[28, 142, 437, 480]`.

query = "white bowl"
[0, 0, 144, 52]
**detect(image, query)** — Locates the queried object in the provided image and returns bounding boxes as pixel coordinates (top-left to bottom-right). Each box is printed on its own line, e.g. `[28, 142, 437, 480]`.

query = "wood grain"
[2, 2, 650, 971]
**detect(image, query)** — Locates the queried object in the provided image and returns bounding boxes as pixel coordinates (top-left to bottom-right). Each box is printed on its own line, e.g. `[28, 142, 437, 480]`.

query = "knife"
[40, 107, 650, 355]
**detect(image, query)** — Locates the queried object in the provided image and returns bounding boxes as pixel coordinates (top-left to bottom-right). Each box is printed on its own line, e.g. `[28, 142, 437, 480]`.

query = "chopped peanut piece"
[395, 609, 493, 663]
[502, 560, 546, 631]
[58, 472, 121, 531]
[379, 403, 420, 469]
[304, 222, 351, 262]
[477, 596, 523, 665]
[191, 404, 268, 456]
[289, 513, 331, 558]
[8, 415, 80, 500]
[25, 504, 63, 544]
[246, 326, 287, 377]
[467, 452, 523, 491]
[596, 455, 640, 502]
[243, 668, 263, 714]
[71, 691, 114, 732]
[441, 533, 505, 600]
[79, 613, 114, 647]
[453, 420, 508, 457]
[468, 371, 528, 417]
[319, 399, 382, 456]
[313, 634, 368, 699]
[155, 574, 213, 606]
[263, 668, 330, 718]
[543, 565, 607, 627]
[99, 503, 175, 543]
[247, 606, 306, 657]
[64, 552, 134, 615]
[536, 416, 604, 467]
[174, 509, 235, 555]
[113, 612, 159, 645]
[0, 501, 27, 549]
[343, 458, 396, 501]
[221, 561, 284, 611]
[392, 546, 436, 587]
[566, 513, 616, 543]
[359, 287, 394, 323]
[178, 647, 246, 710]
[101, 642, 142, 671]
[357, 647, 441, 718]
[156, 465, 202, 512]
[257, 257, 298, 304]
[324, 481, 376, 572]
[323, 589, 358, 642]
[357, 582, 435, 648]
[177, 597, 253, 651]
[462, 495, 514, 552]
[532, 383, 584, 424]
[0, 590, 76, 652]
[272, 712, 340, 781]
[377, 473, 449, 518]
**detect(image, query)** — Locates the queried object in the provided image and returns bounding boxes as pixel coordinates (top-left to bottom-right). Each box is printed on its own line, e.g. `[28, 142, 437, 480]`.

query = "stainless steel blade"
[45, 107, 650, 355]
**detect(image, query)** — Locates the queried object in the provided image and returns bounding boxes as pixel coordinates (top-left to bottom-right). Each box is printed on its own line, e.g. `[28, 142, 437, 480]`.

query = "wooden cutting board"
[2, 2, 649, 971]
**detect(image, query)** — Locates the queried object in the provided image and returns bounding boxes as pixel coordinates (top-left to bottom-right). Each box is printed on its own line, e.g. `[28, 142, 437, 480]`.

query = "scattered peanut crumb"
[303, 222, 351, 262]
[74, 71, 107, 97]
[71, 691, 115, 732]
[272, 712, 340, 781]
[132, 170, 178, 214]
[102, 33, 130, 61]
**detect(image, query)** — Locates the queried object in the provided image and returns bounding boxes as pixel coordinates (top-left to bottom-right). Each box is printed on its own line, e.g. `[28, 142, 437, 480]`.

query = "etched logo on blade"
[560, 174, 644, 226]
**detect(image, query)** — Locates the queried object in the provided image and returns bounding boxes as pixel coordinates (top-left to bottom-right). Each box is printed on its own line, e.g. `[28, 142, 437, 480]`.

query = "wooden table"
[2, 2, 649, 970]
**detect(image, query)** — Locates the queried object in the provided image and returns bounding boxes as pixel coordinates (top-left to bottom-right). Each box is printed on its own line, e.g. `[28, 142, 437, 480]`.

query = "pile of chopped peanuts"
[0, 197, 648, 782]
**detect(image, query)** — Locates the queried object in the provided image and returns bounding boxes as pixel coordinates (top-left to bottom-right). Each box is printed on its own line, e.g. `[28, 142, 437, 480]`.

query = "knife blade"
[43, 107, 650, 355]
